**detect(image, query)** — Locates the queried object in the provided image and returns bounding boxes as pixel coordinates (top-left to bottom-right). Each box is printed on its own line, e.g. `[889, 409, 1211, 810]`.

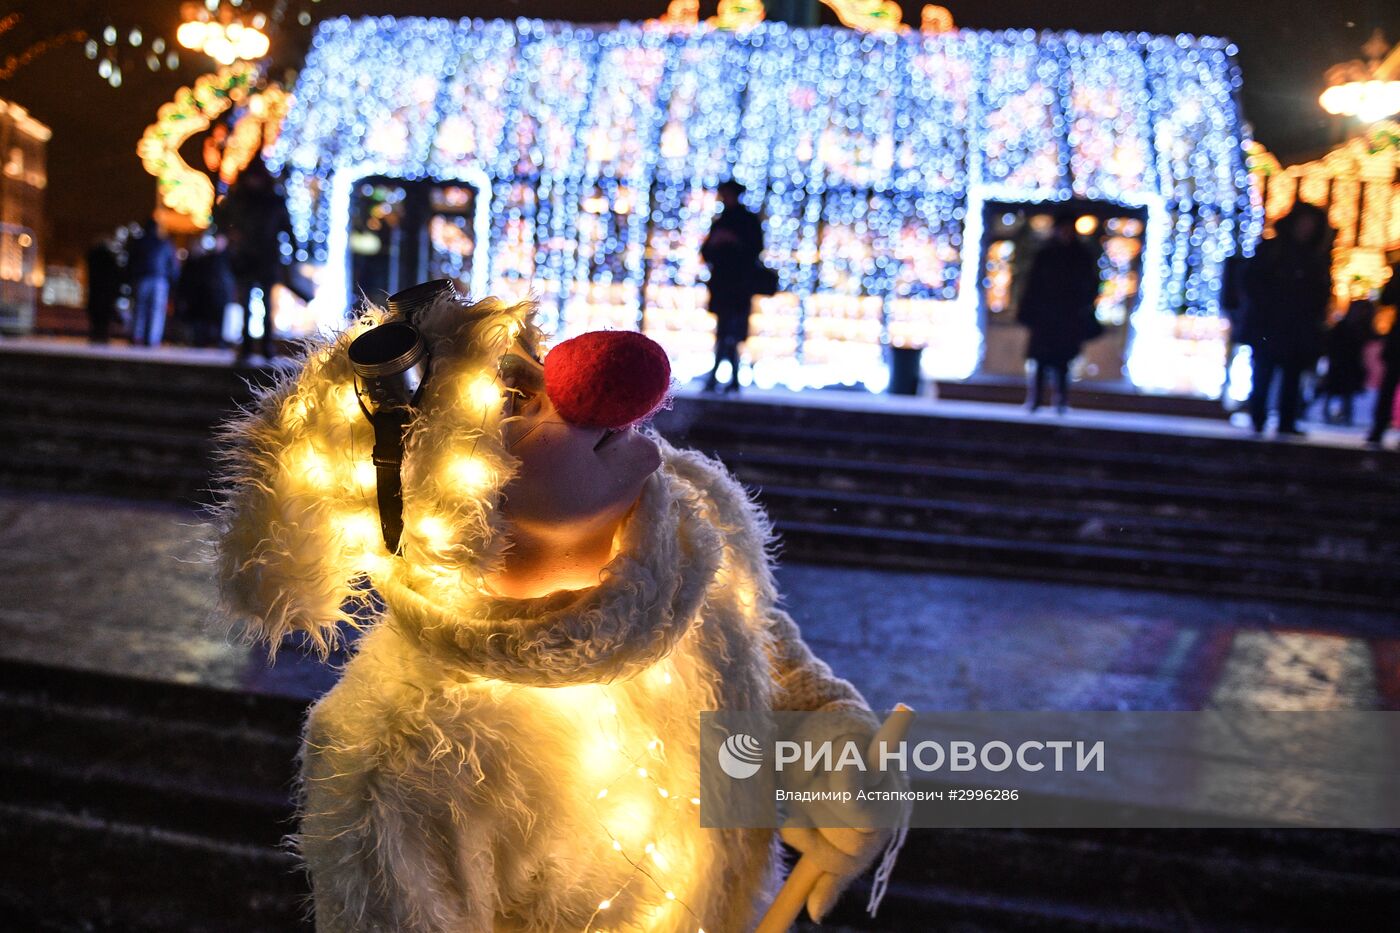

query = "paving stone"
[2, 489, 1395, 713]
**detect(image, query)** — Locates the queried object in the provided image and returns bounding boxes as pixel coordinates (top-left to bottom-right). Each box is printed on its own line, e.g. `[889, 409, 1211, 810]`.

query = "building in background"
[274, 18, 1255, 397]
[0, 98, 49, 335]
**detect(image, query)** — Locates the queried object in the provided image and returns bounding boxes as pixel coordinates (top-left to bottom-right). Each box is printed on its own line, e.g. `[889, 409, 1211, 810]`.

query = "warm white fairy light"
[352, 460, 377, 494]
[461, 373, 501, 412]
[445, 455, 493, 494]
[416, 514, 454, 552]
[537, 679, 712, 933]
[332, 511, 382, 567]
[334, 385, 362, 421]
[295, 444, 335, 488]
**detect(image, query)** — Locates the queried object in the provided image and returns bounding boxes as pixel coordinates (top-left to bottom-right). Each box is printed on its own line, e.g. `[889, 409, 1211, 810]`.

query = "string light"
[446, 455, 493, 494]
[274, 19, 1251, 401]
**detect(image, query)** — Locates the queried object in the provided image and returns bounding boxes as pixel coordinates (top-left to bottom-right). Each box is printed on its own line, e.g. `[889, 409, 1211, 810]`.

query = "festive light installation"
[921, 6, 955, 35]
[648, 0, 700, 30]
[274, 18, 1253, 397]
[1249, 122, 1400, 306]
[826, 0, 906, 33]
[710, 1, 764, 31]
[177, 1, 271, 64]
[1319, 30, 1400, 124]
[137, 62, 261, 227]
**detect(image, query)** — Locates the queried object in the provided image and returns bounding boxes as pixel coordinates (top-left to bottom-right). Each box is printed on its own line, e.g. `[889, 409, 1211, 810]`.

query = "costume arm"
[764, 605, 872, 716]
[299, 717, 498, 933]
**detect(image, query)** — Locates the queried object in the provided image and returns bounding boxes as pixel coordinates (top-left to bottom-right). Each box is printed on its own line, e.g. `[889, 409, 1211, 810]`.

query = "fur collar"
[376, 448, 724, 686]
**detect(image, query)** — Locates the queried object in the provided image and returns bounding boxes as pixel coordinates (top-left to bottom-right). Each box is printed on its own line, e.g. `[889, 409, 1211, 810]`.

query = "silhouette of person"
[127, 217, 177, 347]
[1242, 202, 1333, 437]
[1017, 214, 1101, 413]
[85, 234, 124, 344]
[176, 231, 236, 349]
[700, 179, 763, 394]
[214, 157, 294, 362]
[1368, 258, 1400, 447]
[1318, 299, 1373, 425]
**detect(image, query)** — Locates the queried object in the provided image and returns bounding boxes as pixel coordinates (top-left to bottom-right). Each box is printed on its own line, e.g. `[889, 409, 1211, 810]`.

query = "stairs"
[0, 348, 269, 502]
[2, 345, 1397, 608]
[652, 399, 1400, 610]
[4, 658, 1397, 932]
[0, 658, 309, 932]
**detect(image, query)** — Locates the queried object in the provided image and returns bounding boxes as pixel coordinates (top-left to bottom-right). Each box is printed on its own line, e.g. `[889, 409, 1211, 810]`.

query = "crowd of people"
[697, 191, 1398, 445]
[83, 172, 1400, 446]
[84, 158, 294, 363]
[1226, 201, 1400, 446]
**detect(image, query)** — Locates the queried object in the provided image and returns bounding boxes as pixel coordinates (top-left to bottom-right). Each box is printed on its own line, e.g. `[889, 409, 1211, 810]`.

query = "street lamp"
[1319, 29, 1400, 123]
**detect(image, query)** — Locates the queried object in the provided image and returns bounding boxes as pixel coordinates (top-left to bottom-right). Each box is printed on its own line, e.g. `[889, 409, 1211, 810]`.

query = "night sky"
[3, 0, 1398, 261]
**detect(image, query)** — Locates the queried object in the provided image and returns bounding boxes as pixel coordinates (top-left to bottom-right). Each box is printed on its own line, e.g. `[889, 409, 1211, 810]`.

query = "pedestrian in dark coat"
[1367, 260, 1400, 446]
[1242, 202, 1334, 436]
[1017, 214, 1102, 413]
[1318, 299, 1374, 425]
[175, 233, 236, 348]
[85, 236, 123, 344]
[700, 179, 764, 394]
[214, 157, 294, 361]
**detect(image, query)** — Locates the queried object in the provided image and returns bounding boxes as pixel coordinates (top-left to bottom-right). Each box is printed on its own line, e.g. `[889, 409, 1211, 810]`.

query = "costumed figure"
[213, 281, 901, 931]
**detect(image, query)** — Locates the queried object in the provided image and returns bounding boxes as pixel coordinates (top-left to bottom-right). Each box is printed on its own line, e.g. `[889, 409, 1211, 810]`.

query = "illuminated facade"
[275, 18, 1255, 396]
[0, 97, 48, 334]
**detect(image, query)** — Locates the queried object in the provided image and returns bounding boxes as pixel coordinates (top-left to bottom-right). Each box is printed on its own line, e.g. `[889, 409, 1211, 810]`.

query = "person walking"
[175, 231, 236, 349]
[127, 217, 177, 348]
[214, 158, 294, 362]
[700, 179, 764, 394]
[1242, 202, 1333, 437]
[1017, 213, 1102, 413]
[84, 234, 124, 344]
[1367, 259, 1400, 447]
[1317, 299, 1373, 425]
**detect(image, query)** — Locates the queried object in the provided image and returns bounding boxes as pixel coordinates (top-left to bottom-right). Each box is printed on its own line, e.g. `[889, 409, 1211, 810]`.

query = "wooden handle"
[754, 853, 824, 933]
[754, 704, 915, 933]
[866, 703, 915, 766]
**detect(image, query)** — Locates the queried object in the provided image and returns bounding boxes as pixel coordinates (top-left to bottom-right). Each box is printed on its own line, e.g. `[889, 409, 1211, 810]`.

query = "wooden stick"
[754, 704, 915, 933]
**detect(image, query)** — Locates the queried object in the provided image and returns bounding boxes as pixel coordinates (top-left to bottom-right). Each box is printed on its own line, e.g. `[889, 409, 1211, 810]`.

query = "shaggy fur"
[212, 296, 876, 931]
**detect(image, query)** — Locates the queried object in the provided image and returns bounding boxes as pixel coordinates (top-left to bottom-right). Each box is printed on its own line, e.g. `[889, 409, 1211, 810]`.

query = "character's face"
[496, 349, 662, 536]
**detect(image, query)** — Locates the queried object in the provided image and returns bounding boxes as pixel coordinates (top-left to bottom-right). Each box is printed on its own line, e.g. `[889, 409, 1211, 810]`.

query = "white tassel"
[865, 820, 909, 916]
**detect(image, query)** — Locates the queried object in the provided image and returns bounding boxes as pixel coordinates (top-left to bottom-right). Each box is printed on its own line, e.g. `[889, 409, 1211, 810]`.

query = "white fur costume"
[215, 297, 876, 931]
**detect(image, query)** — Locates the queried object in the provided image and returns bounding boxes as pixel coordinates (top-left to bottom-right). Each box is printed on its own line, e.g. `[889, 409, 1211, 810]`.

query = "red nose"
[543, 330, 672, 429]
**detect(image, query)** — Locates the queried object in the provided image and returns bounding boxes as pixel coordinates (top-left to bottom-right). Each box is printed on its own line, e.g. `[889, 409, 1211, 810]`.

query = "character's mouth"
[593, 427, 622, 451]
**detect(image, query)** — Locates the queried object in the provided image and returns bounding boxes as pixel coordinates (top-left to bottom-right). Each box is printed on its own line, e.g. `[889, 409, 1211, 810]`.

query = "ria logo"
[718, 732, 764, 779]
